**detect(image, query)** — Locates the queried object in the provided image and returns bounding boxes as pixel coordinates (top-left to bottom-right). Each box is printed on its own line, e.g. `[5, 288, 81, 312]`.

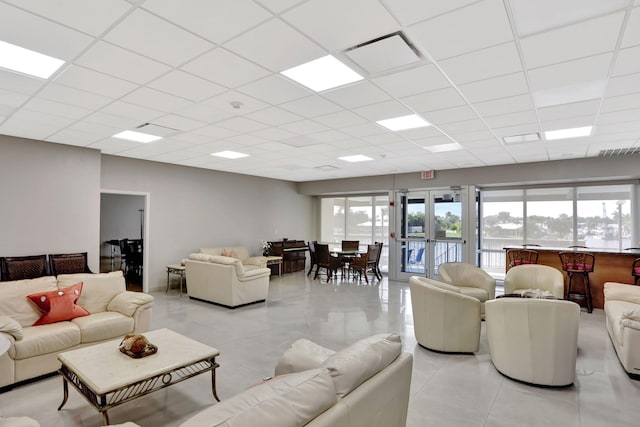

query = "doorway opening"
[100, 191, 149, 292]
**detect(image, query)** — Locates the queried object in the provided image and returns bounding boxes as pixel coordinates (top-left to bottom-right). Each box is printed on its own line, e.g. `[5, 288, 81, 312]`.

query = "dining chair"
[313, 244, 341, 281]
[49, 252, 92, 275]
[307, 241, 318, 277]
[0, 254, 49, 281]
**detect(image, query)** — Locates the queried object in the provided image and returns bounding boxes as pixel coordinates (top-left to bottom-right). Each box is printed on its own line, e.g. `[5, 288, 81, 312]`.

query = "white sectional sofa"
[198, 246, 268, 271]
[604, 282, 640, 379]
[186, 253, 271, 308]
[0, 271, 153, 388]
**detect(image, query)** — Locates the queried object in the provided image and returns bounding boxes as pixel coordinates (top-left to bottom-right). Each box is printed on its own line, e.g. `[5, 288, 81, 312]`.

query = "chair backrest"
[49, 252, 92, 275]
[438, 262, 496, 300]
[558, 251, 595, 272]
[315, 244, 331, 264]
[507, 249, 538, 267]
[341, 240, 359, 251]
[119, 239, 129, 257]
[503, 264, 565, 298]
[367, 244, 380, 263]
[0, 255, 49, 281]
[374, 242, 383, 264]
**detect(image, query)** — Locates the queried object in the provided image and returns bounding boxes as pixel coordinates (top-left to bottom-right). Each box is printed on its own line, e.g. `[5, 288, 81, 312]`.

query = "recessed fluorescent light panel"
[112, 130, 162, 143]
[211, 150, 249, 159]
[0, 40, 65, 79]
[281, 55, 363, 92]
[377, 114, 430, 131]
[424, 142, 464, 153]
[503, 133, 540, 144]
[338, 154, 374, 163]
[544, 126, 592, 141]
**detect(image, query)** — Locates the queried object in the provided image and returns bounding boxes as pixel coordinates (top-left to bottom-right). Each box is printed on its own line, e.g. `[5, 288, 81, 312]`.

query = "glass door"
[393, 188, 466, 281]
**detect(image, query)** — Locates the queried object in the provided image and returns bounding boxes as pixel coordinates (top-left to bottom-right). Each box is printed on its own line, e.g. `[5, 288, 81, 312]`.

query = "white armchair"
[437, 263, 496, 313]
[504, 264, 565, 299]
[485, 298, 580, 386]
[409, 276, 481, 353]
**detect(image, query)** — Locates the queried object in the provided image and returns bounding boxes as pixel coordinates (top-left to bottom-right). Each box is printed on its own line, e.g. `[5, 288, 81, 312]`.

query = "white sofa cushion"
[321, 333, 402, 398]
[71, 311, 134, 344]
[13, 322, 80, 360]
[180, 369, 337, 427]
[0, 316, 23, 340]
[274, 339, 336, 376]
[57, 271, 126, 313]
[0, 277, 57, 327]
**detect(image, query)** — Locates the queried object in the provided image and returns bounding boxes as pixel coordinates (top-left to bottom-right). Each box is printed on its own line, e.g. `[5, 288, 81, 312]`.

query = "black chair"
[307, 241, 318, 277]
[49, 252, 92, 275]
[0, 255, 49, 281]
[350, 244, 382, 284]
[118, 239, 129, 272]
[314, 244, 341, 281]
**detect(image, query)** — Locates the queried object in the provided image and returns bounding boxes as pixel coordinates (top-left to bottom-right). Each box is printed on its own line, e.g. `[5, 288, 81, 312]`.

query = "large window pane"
[577, 185, 632, 250]
[480, 190, 523, 277]
[525, 188, 573, 246]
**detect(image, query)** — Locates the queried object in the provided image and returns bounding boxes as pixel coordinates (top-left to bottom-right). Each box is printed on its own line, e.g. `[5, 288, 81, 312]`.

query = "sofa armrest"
[107, 291, 155, 317]
[237, 268, 271, 282]
[0, 316, 23, 340]
[604, 282, 640, 304]
[244, 256, 267, 268]
[621, 318, 640, 331]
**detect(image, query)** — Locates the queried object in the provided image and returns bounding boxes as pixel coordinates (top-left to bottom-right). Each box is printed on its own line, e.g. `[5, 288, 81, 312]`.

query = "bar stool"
[559, 251, 595, 313]
[507, 249, 538, 268]
[632, 258, 640, 286]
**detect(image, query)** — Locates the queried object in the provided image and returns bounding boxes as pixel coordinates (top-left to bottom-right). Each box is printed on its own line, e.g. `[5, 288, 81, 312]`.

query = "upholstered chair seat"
[437, 262, 496, 314]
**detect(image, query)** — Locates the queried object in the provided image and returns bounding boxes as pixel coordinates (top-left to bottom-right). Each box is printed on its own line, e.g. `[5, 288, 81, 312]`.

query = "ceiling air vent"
[598, 147, 640, 157]
[344, 31, 421, 75]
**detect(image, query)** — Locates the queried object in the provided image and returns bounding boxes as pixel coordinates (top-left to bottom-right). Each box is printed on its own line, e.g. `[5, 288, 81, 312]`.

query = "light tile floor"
[1, 272, 639, 426]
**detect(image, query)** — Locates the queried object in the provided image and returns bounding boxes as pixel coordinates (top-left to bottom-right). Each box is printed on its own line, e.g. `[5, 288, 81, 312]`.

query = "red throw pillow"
[27, 282, 90, 326]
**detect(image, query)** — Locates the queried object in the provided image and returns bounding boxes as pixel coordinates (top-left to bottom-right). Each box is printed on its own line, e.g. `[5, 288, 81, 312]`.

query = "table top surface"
[167, 263, 185, 270]
[264, 256, 282, 262]
[504, 245, 640, 255]
[58, 328, 219, 394]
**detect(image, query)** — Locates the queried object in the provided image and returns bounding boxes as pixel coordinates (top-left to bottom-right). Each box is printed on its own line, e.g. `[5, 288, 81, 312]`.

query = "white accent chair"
[504, 264, 565, 299]
[604, 282, 640, 379]
[437, 263, 496, 314]
[485, 297, 580, 386]
[409, 276, 481, 353]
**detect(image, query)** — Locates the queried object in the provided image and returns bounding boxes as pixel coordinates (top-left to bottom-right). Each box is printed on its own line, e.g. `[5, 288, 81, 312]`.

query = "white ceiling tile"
[4, 0, 131, 36]
[424, 105, 479, 125]
[181, 48, 270, 88]
[437, 119, 488, 134]
[279, 120, 329, 134]
[372, 65, 451, 98]
[224, 18, 324, 72]
[438, 42, 522, 85]
[0, 2, 93, 61]
[541, 116, 595, 131]
[520, 13, 624, 69]
[88, 137, 141, 154]
[475, 94, 534, 117]
[0, 69, 46, 95]
[307, 129, 349, 142]
[152, 115, 206, 132]
[38, 83, 113, 110]
[341, 123, 387, 138]
[352, 100, 413, 121]
[0, 88, 29, 110]
[250, 127, 297, 141]
[2, 109, 75, 132]
[605, 72, 640, 97]
[622, 6, 640, 48]
[23, 98, 92, 120]
[215, 116, 269, 133]
[245, 107, 302, 126]
[345, 35, 420, 75]
[283, 0, 398, 51]
[407, 0, 513, 60]
[382, 0, 478, 26]
[492, 123, 540, 138]
[178, 103, 235, 124]
[448, 129, 497, 142]
[596, 121, 640, 134]
[237, 74, 311, 105]
[104, 9, 213, 66]
[55, 65, 137, 99]
[76, 41, 172, 85]
[612, 45, 640, 76]
[484, 110, 538, 128]
[533, 79, 608, 109]
[322, 81, 391, 109]
[100, 101, 164, 124]
[529, 53, 613, 92]
[314, 111, 368, 128]
[538, 99, 601, 122]
[597, 108, 640, 124]
[192, 125, 238, 139]
[148, 71, 226, 102]
[254, 0, 305, 13]
[401, 87, 465, 112]
[46, 128, 102, 147]
[459, 72, 529, 103]
[508, 0, 630, 36]
[203, 91, 270, 116]
[601, 92, 640, 112]
[142, 0, 271, 44]
[121, 87, 193, 112]
[80, 113, 138, 132]
[279, 96, 342, 117]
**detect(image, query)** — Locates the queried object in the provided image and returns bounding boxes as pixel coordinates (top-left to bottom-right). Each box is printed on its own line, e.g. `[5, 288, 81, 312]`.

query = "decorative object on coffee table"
[119, 333, 157, 358]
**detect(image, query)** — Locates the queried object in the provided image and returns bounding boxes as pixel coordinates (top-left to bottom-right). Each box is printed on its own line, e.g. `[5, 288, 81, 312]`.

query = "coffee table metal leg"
[211, 366, 220, 402]
[101, 410, 109, 426]
[58, 378, 69, 410]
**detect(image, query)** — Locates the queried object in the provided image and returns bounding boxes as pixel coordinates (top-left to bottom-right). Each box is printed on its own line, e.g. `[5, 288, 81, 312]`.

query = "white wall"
[0, 135, 101, 270]
[100, 155, 314, 291]
[99, 193, 145, 258]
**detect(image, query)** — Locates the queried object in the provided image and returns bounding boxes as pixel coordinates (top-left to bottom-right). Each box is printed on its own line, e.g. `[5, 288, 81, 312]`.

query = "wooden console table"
[505, 246, 640, 309]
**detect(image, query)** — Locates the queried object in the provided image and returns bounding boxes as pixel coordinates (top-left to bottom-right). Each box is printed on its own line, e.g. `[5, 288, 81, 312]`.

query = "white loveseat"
[199, 246, 268, 271]
[186, 253, 271, 308]
[0, 271, 153, 388]
[604, 282, 640, 379]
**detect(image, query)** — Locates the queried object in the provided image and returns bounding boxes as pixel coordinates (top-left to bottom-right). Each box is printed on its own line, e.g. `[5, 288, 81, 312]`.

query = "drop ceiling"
[0, 0, 639, 182]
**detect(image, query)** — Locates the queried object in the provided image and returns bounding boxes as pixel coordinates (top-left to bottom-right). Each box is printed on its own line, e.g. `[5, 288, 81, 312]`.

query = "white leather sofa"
[199, 246, 268, 271]
[604, 282, 640, 378]
[485, 297, 580, 386]
[186, 253, 271, 308]
[504, 264, 565, 299]
[437, 262, 496, 314]
[0, 271, 153, 388]
[409, 276, 481, 353]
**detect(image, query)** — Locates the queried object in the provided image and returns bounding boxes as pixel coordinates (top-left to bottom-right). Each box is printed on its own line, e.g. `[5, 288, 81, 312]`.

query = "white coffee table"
[57, 328, 220, 425]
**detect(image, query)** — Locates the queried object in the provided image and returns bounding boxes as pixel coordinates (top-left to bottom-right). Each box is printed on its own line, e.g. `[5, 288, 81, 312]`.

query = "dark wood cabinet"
[268, 240, 307, 274]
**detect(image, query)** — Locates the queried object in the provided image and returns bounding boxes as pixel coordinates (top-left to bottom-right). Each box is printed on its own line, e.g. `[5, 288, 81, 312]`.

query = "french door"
[393, 188, 469, 281]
